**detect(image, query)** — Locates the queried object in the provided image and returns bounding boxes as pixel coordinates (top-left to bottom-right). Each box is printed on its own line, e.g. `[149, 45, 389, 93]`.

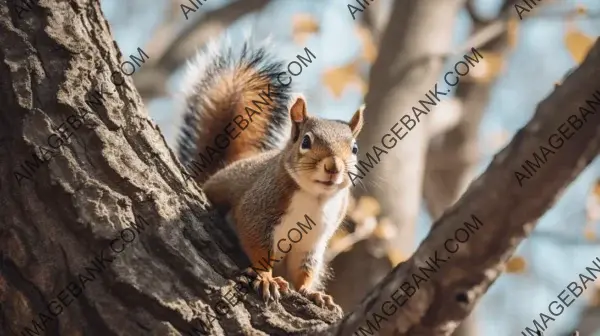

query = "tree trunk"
[0, 2, 338, 335]
[329, 0, 466, 312]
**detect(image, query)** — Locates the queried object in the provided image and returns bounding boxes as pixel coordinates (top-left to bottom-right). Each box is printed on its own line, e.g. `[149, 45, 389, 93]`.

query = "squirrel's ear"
[349, 104, 365, 137]
[290, 95, 308, 123]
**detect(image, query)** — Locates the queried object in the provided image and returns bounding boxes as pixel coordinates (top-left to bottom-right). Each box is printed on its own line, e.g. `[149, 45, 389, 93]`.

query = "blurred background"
[100, 0, 600, 335]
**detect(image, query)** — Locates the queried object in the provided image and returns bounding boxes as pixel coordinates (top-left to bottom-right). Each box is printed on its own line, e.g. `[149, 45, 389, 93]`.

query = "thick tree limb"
[321, 38, 600, 335]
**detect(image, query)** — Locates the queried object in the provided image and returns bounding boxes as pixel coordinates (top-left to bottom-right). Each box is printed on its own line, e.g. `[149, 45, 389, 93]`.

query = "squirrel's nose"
[324, 157, 343, 174]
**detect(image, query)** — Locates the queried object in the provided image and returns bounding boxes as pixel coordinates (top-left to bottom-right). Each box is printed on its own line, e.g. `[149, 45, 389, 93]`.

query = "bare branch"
[134, 0, 272, 100]
[322, 38, 600, 336]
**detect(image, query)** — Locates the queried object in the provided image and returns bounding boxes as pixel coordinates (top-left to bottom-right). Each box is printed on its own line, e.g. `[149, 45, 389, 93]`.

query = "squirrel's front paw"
[243, 268, 289, 303]
[298, 287, 341, 311]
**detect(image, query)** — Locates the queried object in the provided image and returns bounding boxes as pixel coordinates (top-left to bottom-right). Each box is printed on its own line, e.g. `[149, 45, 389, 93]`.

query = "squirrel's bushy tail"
[176, 41, 293, 184]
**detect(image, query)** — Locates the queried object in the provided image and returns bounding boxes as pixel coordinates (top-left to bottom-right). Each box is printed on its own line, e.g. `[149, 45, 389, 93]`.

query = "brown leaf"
[586, 179, 600, 222]
[469, 51, 505, 83]
[355, 25, 378, 63]
[357, 196, 381, 217]
[322, 60, 364, 98]
[584, 227, 596, 241]
[292, 13, 319, 44]
[593, 179, 600, 199]
[386, 248, 405, 267]
[565, 29, 594, 64]
[575, 4, 588, 16]
[505, 256, 527, 273]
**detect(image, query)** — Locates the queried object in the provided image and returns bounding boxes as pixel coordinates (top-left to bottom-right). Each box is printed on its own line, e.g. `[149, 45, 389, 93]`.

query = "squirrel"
[176, 41, 364, 311]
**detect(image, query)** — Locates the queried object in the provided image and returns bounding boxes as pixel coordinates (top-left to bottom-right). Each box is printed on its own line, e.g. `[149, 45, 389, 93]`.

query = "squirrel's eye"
[352, 142, 358, 155]
[301, 134, 312, 150]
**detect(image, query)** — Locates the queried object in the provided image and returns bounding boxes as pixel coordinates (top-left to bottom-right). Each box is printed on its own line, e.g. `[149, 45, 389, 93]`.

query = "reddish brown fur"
[190, 67, 278, 183]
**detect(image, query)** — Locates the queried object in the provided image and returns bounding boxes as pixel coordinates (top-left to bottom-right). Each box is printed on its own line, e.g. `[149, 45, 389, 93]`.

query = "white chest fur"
[272, 189, 347, 256]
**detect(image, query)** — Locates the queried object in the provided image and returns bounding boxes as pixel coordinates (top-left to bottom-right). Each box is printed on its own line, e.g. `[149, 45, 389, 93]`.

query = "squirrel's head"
[283, 95, 364, 196]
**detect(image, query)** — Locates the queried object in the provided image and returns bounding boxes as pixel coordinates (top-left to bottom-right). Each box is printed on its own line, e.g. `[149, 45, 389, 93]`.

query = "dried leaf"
[292, 13, 319, 34]
[387, 248, 405, 267]
[322, 60, 364, 97]
[469, 51, 505, 83]
[292, 13, 319, 44]
[593, 179, 600, 199]
[586, 179, 600, 222]
[575, 4, 587, 16]
[357, 196, 381, 217]
[584, 227, 596, 241]
[505, 256, 527, 273]
[565, 30, 594, 64]
[355, 25, 378, 63]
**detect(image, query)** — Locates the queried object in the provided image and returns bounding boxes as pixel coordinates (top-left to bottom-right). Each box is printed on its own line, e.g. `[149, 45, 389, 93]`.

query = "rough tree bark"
[1, 1, 600, 336]
[0, 1, 338, 335]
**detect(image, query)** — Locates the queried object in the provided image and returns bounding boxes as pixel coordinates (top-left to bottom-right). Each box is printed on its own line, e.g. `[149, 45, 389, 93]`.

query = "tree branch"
[322, 38, 600, 335]
[329, 0, 466, 312]
[134, 0, 272, 100]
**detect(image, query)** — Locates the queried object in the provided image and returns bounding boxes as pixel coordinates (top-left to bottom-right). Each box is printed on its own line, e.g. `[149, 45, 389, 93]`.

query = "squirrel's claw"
[299, 287, 341, 311]
[243, 268, 289, 304]
[272, 276, 290, 293]
[252, 276, 289, 303]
